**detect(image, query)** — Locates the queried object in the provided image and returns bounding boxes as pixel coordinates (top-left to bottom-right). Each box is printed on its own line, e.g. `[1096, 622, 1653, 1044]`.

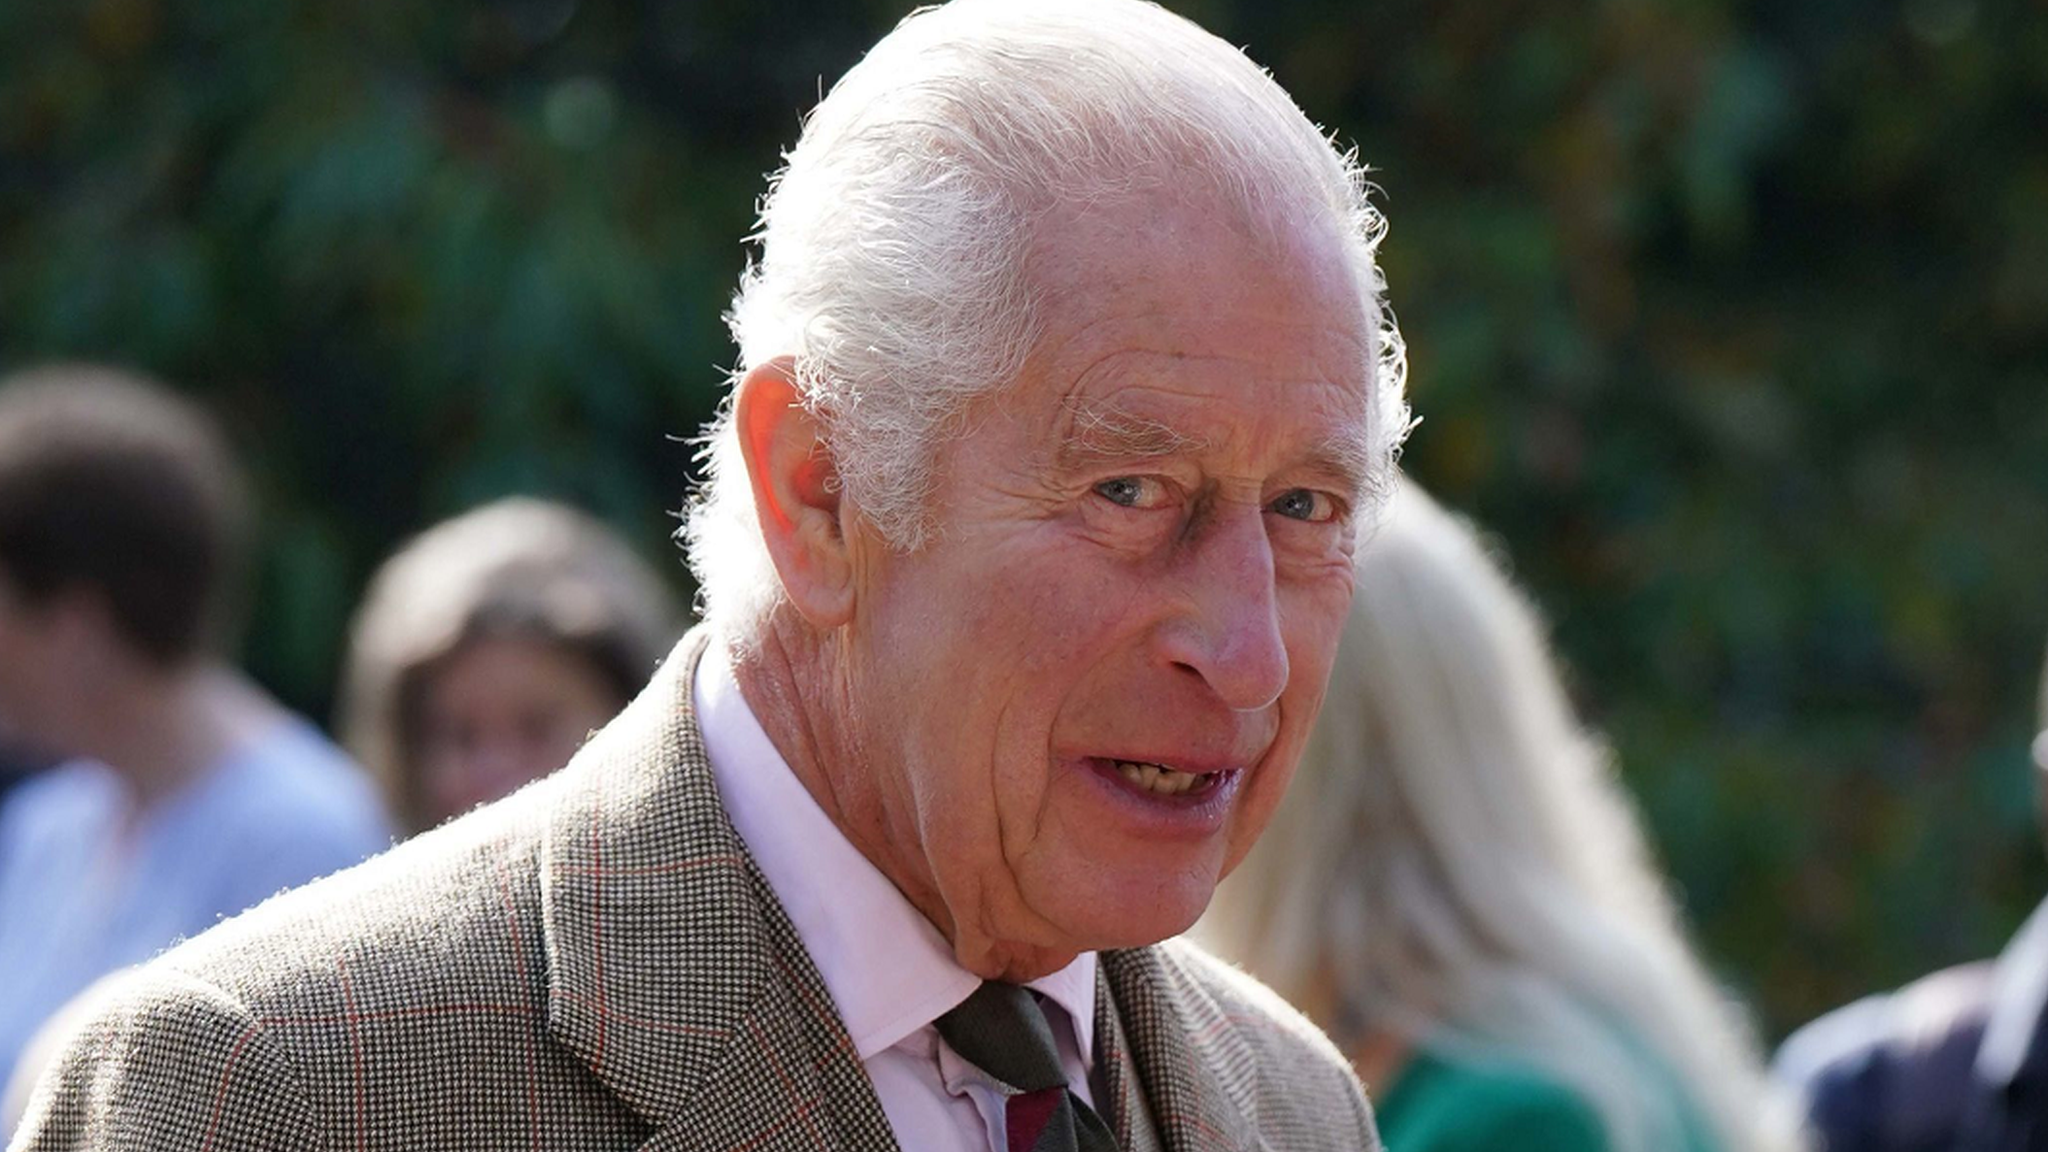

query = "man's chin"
[1027, 891, 1212, 966]
[1075, 903, 1209, 953]
[953, 894, 1210, 980]
[971, 942, 1085, 984]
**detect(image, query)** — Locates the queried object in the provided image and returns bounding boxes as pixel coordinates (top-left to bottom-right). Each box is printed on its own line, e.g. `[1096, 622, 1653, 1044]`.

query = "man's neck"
[724, 616, 1081, 983]
[729, 617, 918, 901]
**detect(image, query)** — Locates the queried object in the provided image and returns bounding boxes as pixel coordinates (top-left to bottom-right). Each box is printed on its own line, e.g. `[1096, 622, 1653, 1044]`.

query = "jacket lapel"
[1092, 966, 1166, 1152]
[539, 628, 898, 1151]
[1098, 947, 1259, 1152]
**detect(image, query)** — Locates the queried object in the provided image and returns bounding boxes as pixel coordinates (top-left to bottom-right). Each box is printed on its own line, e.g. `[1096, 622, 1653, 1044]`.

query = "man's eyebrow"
[1053, 398, 1384, 502]
[1300, 429, 1379, 504]
[1054, 400, 1209, 469]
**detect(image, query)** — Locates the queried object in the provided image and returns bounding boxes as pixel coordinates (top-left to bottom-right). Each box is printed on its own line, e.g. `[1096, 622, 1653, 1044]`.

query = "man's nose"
[1159, 505, 1290, 712]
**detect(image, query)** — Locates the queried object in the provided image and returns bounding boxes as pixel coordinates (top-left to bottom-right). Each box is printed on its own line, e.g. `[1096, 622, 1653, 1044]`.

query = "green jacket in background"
[1373, 1047, 1719, 1152]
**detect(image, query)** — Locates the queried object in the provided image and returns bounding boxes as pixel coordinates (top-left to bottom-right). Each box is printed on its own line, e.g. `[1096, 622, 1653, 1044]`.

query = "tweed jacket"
[13, 631, 1378, 1151]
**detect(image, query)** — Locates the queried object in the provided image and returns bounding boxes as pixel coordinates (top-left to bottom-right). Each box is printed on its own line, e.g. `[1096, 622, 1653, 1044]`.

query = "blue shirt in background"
[0, 716, 392, 1099]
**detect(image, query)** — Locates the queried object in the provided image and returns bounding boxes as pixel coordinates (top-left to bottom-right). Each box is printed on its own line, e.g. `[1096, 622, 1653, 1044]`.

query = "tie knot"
[934, 981, 1069, 1094]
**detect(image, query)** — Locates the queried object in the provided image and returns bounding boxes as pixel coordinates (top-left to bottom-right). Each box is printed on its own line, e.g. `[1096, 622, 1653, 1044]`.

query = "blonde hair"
[1199, 480, 1803, 1152]
[685, 0, 1407, 637]
[340, 498, 682, 832]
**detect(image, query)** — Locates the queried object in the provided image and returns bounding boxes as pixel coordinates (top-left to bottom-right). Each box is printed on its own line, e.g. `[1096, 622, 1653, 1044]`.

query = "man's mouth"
[1107, 759, 1228, 798]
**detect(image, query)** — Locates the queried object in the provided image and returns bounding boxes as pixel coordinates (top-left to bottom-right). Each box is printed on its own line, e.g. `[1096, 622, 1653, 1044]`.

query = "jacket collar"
[538, 627, 800, 1134]
[1098, 946, 1258, 1151]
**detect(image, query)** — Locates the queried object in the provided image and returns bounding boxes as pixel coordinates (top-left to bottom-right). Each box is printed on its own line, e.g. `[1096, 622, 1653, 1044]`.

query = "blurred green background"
[2, 0, 2044, 1042]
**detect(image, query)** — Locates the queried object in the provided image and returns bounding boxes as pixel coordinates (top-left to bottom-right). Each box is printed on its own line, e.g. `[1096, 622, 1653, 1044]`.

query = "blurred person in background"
[0, 365, 391, 1101]
[0, 728, 54, 808]
[1198, 479, 1805, 1152]
[339, 496, 682, 835]
[1774, 638, 2048, 1152]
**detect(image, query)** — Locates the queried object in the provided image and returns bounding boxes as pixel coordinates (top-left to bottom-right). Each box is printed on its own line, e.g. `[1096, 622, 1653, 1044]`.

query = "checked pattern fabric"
[15, 627, 1380, 1151]
[937, 980, 1120, 1152]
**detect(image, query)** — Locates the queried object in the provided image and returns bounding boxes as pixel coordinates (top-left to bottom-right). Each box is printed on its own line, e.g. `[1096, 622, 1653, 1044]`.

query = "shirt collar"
[693, 643, 1097, 1064]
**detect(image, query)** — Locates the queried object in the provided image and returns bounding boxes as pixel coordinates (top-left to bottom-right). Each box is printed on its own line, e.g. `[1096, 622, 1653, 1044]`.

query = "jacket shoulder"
[1140, 937, 1380, 1148]
[153, 769, 558, 1008]
[17, 774, 642, 1150]
[14, 964, 321, 1151]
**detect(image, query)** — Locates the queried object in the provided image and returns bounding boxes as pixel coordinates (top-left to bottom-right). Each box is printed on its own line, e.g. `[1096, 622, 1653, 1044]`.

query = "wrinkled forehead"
[941, 192, 1380, 494]
[1024, 188, 1374, 379]
[1026, 170, 1368, 309]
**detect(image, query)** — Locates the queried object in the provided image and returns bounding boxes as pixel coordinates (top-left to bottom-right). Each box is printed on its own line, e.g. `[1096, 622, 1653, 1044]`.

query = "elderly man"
[16, 0, 1408, 1148]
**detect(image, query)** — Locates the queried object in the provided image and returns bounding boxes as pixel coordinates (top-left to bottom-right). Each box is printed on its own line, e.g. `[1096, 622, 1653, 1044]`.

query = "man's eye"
[1269, 488, 1336, 523]
[1093, 477, 1162, 509]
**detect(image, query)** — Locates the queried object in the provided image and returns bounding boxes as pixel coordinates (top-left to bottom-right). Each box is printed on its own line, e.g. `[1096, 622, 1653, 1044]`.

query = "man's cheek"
[1222, 760, 1298, 876]
[1285, 607, 1350, 693]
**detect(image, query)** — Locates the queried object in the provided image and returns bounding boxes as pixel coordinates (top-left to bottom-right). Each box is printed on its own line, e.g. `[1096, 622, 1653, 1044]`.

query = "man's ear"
[734, 357, 856, 629]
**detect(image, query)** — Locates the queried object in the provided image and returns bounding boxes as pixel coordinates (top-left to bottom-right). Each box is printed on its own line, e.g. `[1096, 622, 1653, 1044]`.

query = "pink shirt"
[694, 645, 1098, 1150]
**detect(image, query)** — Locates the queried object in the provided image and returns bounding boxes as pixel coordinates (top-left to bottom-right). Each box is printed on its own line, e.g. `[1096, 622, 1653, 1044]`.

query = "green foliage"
[1242, 0, 2048, 1034]
[2, 0, 2043, 1039]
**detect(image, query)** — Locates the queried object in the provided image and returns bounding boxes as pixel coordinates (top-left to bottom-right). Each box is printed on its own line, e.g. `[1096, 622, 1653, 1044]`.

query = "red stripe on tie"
[1007, 1086, 1065, 1151]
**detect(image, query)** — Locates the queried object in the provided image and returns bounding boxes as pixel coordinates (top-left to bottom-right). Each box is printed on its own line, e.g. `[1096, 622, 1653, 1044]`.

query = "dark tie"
[934, 981, 1121, 1152]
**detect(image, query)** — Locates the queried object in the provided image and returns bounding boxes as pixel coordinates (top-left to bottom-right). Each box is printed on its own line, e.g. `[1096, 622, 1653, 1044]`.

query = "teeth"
[1113, 760, 1210, 797]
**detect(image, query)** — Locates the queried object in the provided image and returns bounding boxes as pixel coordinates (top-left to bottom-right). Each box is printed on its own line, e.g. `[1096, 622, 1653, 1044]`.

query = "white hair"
[1197, 480, 1806, 1152]
[683, 0, 1408, 637]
